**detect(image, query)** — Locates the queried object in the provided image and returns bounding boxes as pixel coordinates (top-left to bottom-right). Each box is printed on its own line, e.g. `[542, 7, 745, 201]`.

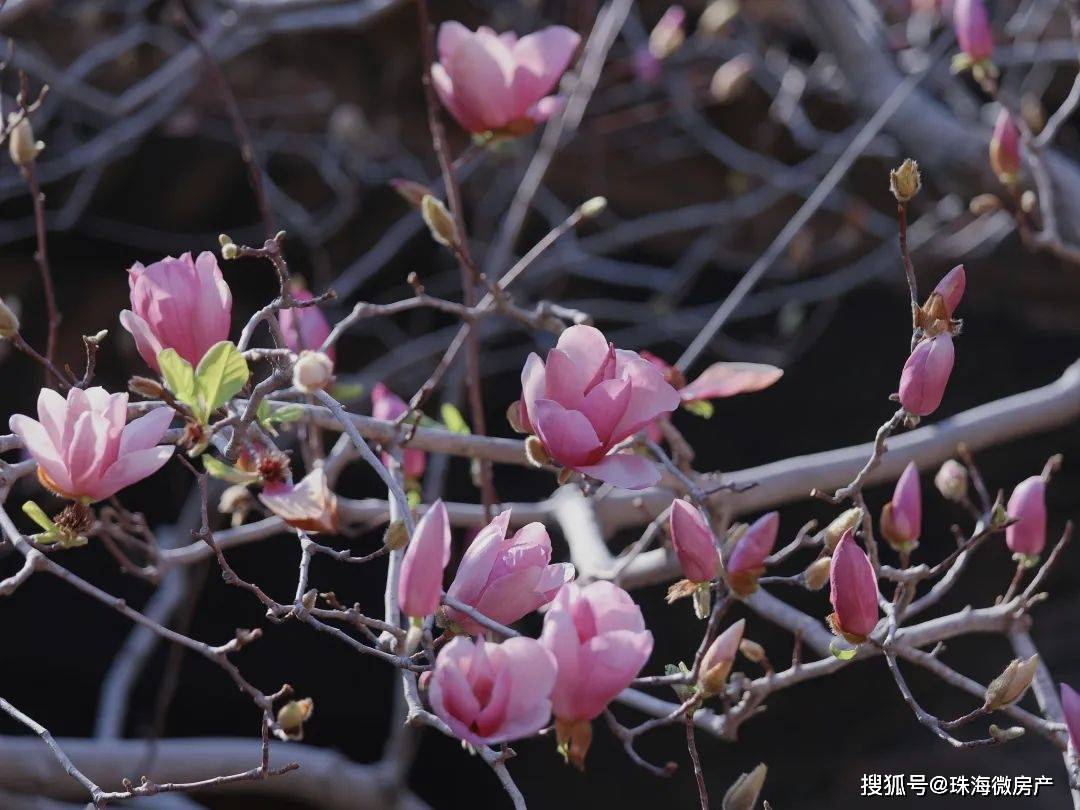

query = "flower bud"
[804, 556, 832, 590]
[984, 656, 1038, 710]
[990, 109, 1022, 185]
[889, 159, 922, 203]
[710, 55, 754, 104]
[723, 763, 767, 810]
[898, 334, 955, 417]
[669, 499, 720, 584]
[969, 193, 1002, 215]
[699, 0, 739, 37]
[421, 195, 458, 248]
[931, 264, 966, 318]
[989, 724, 1026, 743]
[934, 459, 969, 502]
[738, 638, 767, 666]
[880, 461, 921, 554]
[699, 619, 745, 696]
[276, 697, 314, 740]
[384, 519, 409, 551]
[218, 483, 253, 515]
[8, 113, 43, 167]
[390, 178, 432, 209]
[0, 297, 20, 338]
[828, 530, 880, 644]
[953, 0, 994, 64]
[648, 6, 686, 60]
[578, 196, 608, 219]
[725, 511, 778, 597]
[1005, 475, 1047, 557]
[822, 508, 862, 551]
[128, 376, 166, 399]
[292, 350, 334, 393]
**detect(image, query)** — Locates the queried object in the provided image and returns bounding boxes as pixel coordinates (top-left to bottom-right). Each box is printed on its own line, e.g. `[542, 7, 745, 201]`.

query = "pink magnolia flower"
[898, 334, 955, 417]
[990, 109, 1022, 183]
[433, 22, 580, 136]
[518, 325, 680, 489]
[120, 252, 232, 373]
[11, 387, 175, 503]
[444, 509, 575, 634]
[429, 635, 556, 747]
[933, 265, 966, 317]
[828, 529, 880, 644]
[954, 0, 994, 62]
[399, 499, 452, 619]
[668, 499, 719, 583]
[541, 581, 653, 722]
[259, 467, 339, 534]
[725, 511, 779, 597]
[279, 289, 334, 361]
[698, 618, 745, 695]
[1006, 476, 1047, 557]
[881, 461, 921, 552]
[371, 383, 425, 480]
[1060, 683, 1080, 750]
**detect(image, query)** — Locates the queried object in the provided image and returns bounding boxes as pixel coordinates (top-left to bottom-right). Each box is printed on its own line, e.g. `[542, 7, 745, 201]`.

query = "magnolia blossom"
[698, 618, 745, 695]
[726, 512, 779, 592]
[279, 288, 334, 360]
[1060, 683, 1080, 751]
[541, 581, 653, 723]
[518, 325, 680, 489]
[954, 0, 994, 62]
[668, 499, 719, 583]
[259, 467, 339, 534]
[990, 109, 1022, 183]
[433, 22, 580, 136]
[933, 265, 966, 317]
[898, 334, 954, 417]
[428, 635, 556, 747]
[120, 251, 232, 372]
[11, 387, 175, 503]
[881, 461, 921, 552]
[399, 500, 452, 619]
[371, 383, 426, 480]
[828, 530, 880, 644]
[1006, 476, 1047, 557]
[444, 509, 574, 634]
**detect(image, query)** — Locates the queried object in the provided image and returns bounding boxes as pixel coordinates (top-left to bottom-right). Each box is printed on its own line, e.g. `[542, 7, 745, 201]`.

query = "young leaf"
[194, 341, 249, 416]
[157, 349, 196, 403]
[683, 398, 715, 419]
[440, 402, 471, 435]
[203, 455, 260, 484]
[829, 641, 859, 661]
[21, 500, 56, 533]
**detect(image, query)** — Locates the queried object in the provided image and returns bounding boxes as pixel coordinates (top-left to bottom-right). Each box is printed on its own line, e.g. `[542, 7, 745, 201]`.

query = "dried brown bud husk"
[804, 556, 832, 590]
[723, 762, 767, 810]
[555, 717, 593, 771]
[129, 376, 166, 400]
[390, 179, 433, 209]
[384, 519, 409, 551]
[0, 297, 20, 338]
[890, 159, 921, 203]
[525, 435, 551, 467]
[506, 400, 527, 434]
[666, 578, 699, 604]
[276, 698, 314, 740]
[8, 114, 43, 167]
[984, 655, 1038, 710]
[421, 195, 458, 248]
[969, 193, 1002, 215]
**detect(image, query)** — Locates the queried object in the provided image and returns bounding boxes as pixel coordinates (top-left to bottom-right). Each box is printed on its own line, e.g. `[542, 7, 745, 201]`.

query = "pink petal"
[447, 509, 512, 605]
[578, 453, 660, 490]
[445, 30, 516, 131]
[96, 446, 175, 501]
[579, 378, 632, 445]
[119, 407, 175, 456]
[36, 388, 68, 447]
[533, 399, 602, 468]
[554, 325, 611, 386]
[519, 353, 546, 434]
[607, 352, 681, 443]
[574, 629, 653, 720]
[544, 348, 588, 410]
[437, 20, 472, 62]
[526, 95, 565, 125]
[510, 26, 580, 117]
[680, 362, 783, 401]
[9, 413, 74, 495]
[120, 310, 165, 372]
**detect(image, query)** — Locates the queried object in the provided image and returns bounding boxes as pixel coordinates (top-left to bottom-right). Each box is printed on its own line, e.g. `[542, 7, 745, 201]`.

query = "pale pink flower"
[954, 0, 994, 62]
[828, 530, 880, 643]
[518, 325, 680, 489]
[725, 511, 778, 596]
[433, 22, 580, 136]
[990, 109, 1022, 182]
[933, 265, 966, 317]
[668, 499, 719, 583]
[120, 252, 232, 373]
[1006, 476, 1047, 556]
[540, 582, 653, 722]
[898, 334, 955, 417]
[428, 635, 557, 747]
[444, 509, 574, 634]
[279, 289, 334, 361]
[371, 383, 425, 480]
[881, 461, 921, 550]
[259, 467, 339, 534]
[399, 499, 452, 619]
[11, 387, 175, 503]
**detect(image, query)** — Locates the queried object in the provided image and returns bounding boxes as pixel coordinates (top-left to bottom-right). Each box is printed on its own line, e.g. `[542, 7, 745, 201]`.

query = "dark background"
[1, 1, 1079, 807]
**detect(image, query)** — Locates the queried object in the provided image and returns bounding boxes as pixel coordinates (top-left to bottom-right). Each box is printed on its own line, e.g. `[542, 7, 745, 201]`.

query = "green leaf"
[203, 455, 260, 484]
[330, 382, 365, 403]
[194, 341, 249, 417]
[440, 403, 471, 435]
[829, 641, 859, 661]
[21, 500, 56, 533]
[157, 349, 196, 404]
[683, 398, 714, 420]
[266, 404, 304, 424]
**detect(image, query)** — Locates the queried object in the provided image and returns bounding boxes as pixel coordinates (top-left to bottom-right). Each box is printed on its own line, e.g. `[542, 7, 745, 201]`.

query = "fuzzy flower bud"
[990, 109, 1022, 185]
[0, 297, 20, 338]
[889, 159, 921, 203]
[8, 113, 43, 167]
[935, 459, 969, 502]
[292, 350, 334, 393]
[698, 619, 745, 696]
[421, 195, 459, 248]
[723, 763, 768, 810]
[822, 508, 862, 551]
[984, 656, 1038, 710]
[276, 698, 314, 741]
[804, 556, 832, 590]
[648, 6, 687, 60]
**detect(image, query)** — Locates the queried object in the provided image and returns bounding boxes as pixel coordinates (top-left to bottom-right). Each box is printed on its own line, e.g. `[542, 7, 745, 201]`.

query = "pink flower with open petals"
[11, 387, 175, 503]
[518, 325, 680, 489]
[445, 509, 574, 634]
[399, 499, 452, 619]
[120, 252, 232, 373]
[372, 383, 425, 480]
[429, 635, 557, 747]
[540, 581, 653, 723]
[279, 289, 334, 362]
[433, 22, 580, 136]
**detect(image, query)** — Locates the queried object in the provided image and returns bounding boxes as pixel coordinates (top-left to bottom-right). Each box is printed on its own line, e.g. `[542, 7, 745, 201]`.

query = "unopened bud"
[218, 484, 253, 515]
[984, 655, 1038, 710]
[723, 762, 767, 810]
[934, 459, 969, 502]
[292, 350, 334, 393]
[8, 114, 43, 167]
[0, 297, 20, 338]
[1021, 189, 1038, 213]
[822, 508, 862, 551]
[969, 193, 1002, 215]
[218, 233, 232, 247]
[648, 6, 686, 60]
[989, 498, 1010, 531]
[989, 724, 1026, 742]
[221, 242, 239, 260]
[525, 435, 551, 467]
[384, 519, 409, 551]
[890, 159, 922, 203]
[699, 0, 739, 37]
[739, 638, 766, 664]
[390, 178, 432, 209]
[128, 376, 166, 399]
[578, 196, 607, 219]
[804, 556, 832, 590]
[710, 55, 753, 104]
[421, 195, 458, 248]
[276, 698, 314, 740]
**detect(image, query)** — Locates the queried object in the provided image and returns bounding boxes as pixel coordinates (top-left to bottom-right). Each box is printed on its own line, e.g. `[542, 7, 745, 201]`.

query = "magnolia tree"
[1, 0, 1080, 808]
